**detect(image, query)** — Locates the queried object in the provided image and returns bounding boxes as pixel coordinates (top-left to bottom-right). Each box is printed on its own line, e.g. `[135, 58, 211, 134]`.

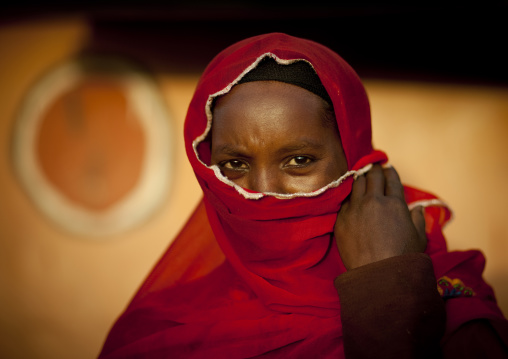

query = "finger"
[384, 166, 405, 199]
[365, 163, 385, 195]
[410, 206, 428, 251]
[337, 196, 350, 215]
[350, 172, 366, 202]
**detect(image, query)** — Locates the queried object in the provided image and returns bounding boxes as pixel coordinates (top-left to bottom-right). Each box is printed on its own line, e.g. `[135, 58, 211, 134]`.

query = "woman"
[99, 33, 508, 358]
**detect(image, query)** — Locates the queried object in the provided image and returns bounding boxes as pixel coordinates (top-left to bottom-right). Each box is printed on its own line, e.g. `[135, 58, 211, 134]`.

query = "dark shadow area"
[2, 1, 507, 86]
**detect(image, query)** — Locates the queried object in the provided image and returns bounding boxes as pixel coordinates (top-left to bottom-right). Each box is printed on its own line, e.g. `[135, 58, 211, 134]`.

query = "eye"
[220, 159, 249, 170]
[286, 156, 313, 167]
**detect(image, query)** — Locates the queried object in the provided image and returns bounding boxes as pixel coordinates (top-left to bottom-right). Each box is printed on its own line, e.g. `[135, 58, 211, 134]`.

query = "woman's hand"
[334, 164, 427, 270]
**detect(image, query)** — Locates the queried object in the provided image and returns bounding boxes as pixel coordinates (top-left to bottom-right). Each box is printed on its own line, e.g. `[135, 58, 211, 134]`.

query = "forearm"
[335, 253, 445, 359]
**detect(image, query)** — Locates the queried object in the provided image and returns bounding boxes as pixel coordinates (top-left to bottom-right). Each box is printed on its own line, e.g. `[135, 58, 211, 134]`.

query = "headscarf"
[99, 33, 504, 358]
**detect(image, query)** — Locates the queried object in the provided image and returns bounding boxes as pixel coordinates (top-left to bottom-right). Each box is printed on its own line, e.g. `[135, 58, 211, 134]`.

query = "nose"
[247, 168, 285, 194]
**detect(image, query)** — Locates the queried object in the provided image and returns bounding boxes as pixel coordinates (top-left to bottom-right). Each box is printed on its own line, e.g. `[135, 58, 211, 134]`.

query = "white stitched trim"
[191, 54, 368, 200]
[192, 53, 319, 170]
[192, 52, 369, 200]
[408, 199, 454, 226]
[408, 198, 450, 210]
[210, 163, 372, 200]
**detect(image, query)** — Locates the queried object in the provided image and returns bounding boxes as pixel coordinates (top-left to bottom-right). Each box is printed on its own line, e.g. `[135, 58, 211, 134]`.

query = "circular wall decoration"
[12, 56, 173, 237]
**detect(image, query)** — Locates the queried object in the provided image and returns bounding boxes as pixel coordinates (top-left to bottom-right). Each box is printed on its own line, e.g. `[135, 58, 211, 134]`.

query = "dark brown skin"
[336, 164, 427, 269]
[211, 80, 427, 269]
[211, 81, 347, 194]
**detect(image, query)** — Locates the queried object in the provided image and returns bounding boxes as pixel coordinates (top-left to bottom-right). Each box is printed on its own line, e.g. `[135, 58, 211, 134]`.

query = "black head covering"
[238, 57, 332, 106]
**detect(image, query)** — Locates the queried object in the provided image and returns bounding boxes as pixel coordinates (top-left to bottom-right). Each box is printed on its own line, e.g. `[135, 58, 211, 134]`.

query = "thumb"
[410, 205, 428, 250]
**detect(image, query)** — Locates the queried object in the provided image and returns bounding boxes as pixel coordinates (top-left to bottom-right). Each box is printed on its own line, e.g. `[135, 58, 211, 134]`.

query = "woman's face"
[210, 81, 348, 194]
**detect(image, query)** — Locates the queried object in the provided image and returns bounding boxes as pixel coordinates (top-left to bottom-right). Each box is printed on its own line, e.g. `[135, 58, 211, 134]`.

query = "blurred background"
[1, 2, 507, 358]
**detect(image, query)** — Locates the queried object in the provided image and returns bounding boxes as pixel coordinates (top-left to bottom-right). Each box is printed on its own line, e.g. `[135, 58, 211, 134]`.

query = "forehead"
[211, 81, 335, 154]
[212, 81, 327, 129]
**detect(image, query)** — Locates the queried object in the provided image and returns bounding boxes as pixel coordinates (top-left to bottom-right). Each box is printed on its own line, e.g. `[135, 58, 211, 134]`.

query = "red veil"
[99, 33, 504, 358]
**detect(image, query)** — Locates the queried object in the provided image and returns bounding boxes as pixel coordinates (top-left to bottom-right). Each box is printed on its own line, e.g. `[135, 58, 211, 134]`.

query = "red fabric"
[98, 33, 505, 358]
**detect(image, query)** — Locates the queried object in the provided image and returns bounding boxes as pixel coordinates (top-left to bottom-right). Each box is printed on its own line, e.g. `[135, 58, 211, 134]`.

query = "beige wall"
[0, 18, 203, 359]
[0, 17, 506, 359]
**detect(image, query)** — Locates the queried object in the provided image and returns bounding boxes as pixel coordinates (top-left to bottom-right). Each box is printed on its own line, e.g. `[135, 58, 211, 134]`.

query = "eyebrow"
[212, 140, 325, 157]
[212, 144, 251, 158]
[275, 141, 326, 155]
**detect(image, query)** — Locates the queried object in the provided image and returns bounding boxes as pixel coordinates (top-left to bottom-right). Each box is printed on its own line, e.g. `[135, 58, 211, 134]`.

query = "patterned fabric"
[437, 276, 475, 298]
